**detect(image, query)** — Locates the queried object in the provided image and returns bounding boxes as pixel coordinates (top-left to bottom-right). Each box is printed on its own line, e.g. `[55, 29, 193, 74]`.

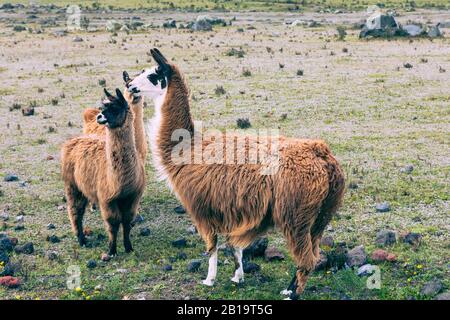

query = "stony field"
[0, 3, 449, 300]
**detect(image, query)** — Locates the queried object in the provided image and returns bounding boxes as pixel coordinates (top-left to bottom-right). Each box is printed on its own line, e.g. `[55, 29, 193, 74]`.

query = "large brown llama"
[82, 71, 148, 163]
[129, 49, 345, 298]
[61, 88, 145, 257]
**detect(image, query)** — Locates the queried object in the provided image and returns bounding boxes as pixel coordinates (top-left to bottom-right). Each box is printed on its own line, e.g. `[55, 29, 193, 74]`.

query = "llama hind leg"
[65, 184, 88, 246]
[202, 234, 218, 287]
[101, 203, 121, 257]
[231, 247, 244, 284]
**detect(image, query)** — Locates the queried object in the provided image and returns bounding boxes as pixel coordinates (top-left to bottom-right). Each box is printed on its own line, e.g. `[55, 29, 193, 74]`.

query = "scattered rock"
[4, 174, 19, 182]
[0, 251, 9, 264]
[187, 259, 201, 272]
[428, 25, 442, 38]
[14, 242, 34, 254]
[162, 264, 173, 271]
[14, 224, 24, 231]
[73, 36, 83, 42]
[101, 253, 111, 262]
[236, 118, 251, 129]
[345, 245, 367, 267]
[45, 250, 58, 260]
[162, 20, 177, 29]
[46, 235, 60, 243]
[376, 202, 391, 212]
[320, 235, 334, 248]
[243, 237, 268, 258]
[400, 165, 414, 173]
[371, 249, 389, 262]
[435, 291, 450, 300]
[264, 246, 285, 262]
[106, 20, 122, 32]
[243, 261, 260, 273]
[357, 264, 376, 276]
[402, 232, 422, 247]
[172, 238, 187, 248]
[87, 259, 97, 269]
[0, 276, 21, 288]
[421, 279, 443, 297]
[0, 237, 15, 252]
[176, 252, 187, 260]
[21, 107, 35, 116]
[132, 214, 144, 225]
[174, 205, 186, 214]
[375, 229, 397, 246]
[0, 212, 7, 221]
[404, 63, 413, 69]
[15, 215, 24, 223]
[47, 223, 56, 230]
[186, 225, 197, 235]
[403, 24, 424, 37]
[139, 227, 151, 237]
[191, 15, 213, 31]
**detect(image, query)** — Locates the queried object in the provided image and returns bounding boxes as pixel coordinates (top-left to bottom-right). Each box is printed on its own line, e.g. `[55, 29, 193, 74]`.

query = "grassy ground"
[0, 7, 449, 300]
[4, 0, 450, 11]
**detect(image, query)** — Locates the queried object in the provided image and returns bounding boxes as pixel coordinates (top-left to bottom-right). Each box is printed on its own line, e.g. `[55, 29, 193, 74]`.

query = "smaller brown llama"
[61, 88, 145, 256]
[83, 71, 148, 163]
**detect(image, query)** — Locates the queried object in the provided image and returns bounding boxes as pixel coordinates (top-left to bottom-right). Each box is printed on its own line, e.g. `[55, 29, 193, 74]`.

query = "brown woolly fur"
[82, 89, 147, 163]
[150, 50, 345, 296]
[61, 89, 146, 256]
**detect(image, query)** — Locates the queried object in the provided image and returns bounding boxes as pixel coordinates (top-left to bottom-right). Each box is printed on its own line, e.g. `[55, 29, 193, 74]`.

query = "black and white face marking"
[96, 88, 129, 129]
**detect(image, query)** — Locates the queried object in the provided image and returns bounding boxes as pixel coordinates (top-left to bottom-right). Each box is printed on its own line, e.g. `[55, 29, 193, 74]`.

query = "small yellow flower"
[15, 295, 22, 300]
[326, 270, 331, 274]
[416, 264, 423, 269]
[407, 278, 412, 282]
[413, 271, 417, 275]
[85, 296, 91, 300]
[94, 290, 100, 295]
[75, 287, 82, 293]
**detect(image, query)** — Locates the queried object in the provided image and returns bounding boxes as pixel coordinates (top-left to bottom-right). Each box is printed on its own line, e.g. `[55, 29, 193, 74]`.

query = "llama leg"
[119, 198, 137, 253]
[202, 234, 218, 287]
[65, 184, 88, 246]
[101, 203, 121, 257]
[231, 247, 244, 283]
[122, 216, 133, 253]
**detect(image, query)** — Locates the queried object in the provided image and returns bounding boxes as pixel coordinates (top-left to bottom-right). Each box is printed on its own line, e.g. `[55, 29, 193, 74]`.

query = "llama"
[129, 49, 345, 298]
[82, 71, 148, 163]
[61, 88, 145, 256]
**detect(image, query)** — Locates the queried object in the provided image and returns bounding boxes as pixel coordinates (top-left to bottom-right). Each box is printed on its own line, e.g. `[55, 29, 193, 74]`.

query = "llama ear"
[150, 48, 173, 79]
[123, 71, 130, 84]
[115, 88, 127, 106]
[104, 88, 114, 101]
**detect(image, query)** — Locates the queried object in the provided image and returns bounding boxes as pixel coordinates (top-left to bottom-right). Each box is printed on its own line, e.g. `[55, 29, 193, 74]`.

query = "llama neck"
[131, 101, 147, 162]
[105, 113, 139, 185]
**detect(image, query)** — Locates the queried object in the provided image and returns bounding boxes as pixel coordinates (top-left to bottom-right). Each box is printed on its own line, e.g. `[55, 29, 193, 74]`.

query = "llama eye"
[147, 73, 159, 86]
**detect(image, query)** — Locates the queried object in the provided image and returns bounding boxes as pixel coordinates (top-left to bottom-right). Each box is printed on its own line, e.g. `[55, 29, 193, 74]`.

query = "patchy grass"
[0, 8, 449, 300]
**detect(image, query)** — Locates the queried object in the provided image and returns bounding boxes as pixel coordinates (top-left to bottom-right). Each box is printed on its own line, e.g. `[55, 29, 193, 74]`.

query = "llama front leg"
[65, 184, 88, 246]
[202, 234, 218, 287]
[231, 247, 244, 284]
[101, 203, 121, 257]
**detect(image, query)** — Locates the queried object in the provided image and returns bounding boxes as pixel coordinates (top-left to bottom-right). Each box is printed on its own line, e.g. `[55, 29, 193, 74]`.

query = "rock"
[357, 264, 376, 276]
[132, 214, 144, 225]
[428, 25, 442, 38]
[404, 63, 413, 69]
[14, 224, 24, 231]
[402, 24, 424, 37]
[192, 16, 213, 32]
[264, 246, 285, 262]
[376, 202, 391, 212]
[236, 118, 251, 129]
[139, 227, 151, 237]
[243, 261, 260, 273]
[375, 229, 397, 246]
[0, 212, 9, 221]
[400, 165, 414, 173]
[187, 225, 197, 235]
[348, 181, 358, 189]
[15, 215, 24, 223]
[435, 291, 450, 300]
[45, 250, 58, 260]
[345, 245, 367, 267]
[172, 238, 187, 248]
[243, 237, 268, 258]
[21, 107, 34, 116]
[0, 237, 14, 252]
[0, 262, 20, 276]
[73, 36, 83, 42]
[106, 20, 122, 32]
[402, 232, 422, 247]
[320, 236, 334, 248]
[87, 259, 97, 269]
[162, 20, 177, 29]
[371, 249, 388, 262]
[47, 223, 56, 230]
[101, 253, 111, 262]
[386, 253, 397, 262]
[120, 25, 130, 33]
[421, 279, 443, 297]
[46, 235, 60, 243]
[0, 251, 9, 264]
[174, 205, 186, 214]
[187, 259, 201, 272]
[4, 174, 19, 182]
[162, 264, 173, 271]
[14, 242, 34, 254]
[52, 29, 67, 37]
[0, 276, 21, 288]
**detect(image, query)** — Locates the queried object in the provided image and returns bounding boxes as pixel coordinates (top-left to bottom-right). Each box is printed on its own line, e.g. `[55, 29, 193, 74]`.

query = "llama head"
[128, 48, 173, 100]
[96, 88, 129, 128]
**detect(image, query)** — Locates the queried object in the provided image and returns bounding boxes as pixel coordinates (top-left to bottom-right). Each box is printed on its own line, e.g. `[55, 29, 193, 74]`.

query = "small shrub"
[51, 98, 59, 106]
[225, 48, 245, 58]
[9, 103, 21, 112]
[98, 78, 106, 87]
[297, 69, 304, 76]
[242, 68, 252, 77]
[336, 26, 347, 41]
[13, 25, 26, 32]
[236, 118, 251, 129]
[214, 85, 226, 96]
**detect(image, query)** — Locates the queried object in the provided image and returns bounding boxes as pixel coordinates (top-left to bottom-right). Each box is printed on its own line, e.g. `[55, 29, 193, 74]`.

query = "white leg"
[231, 247, 244, 283]
[202, 248, 218, 287]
